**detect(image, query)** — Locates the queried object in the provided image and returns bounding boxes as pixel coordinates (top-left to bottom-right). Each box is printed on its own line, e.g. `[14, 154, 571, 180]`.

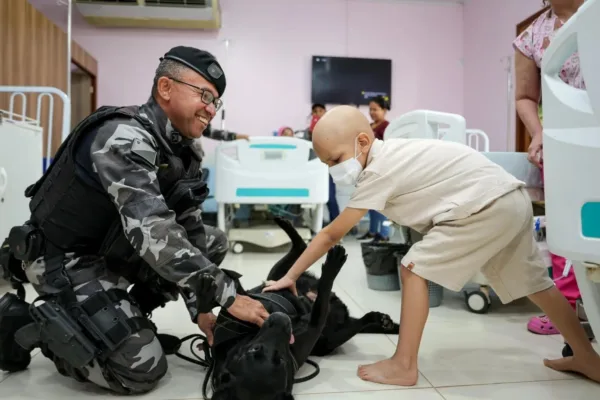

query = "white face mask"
[329, 139, 364, 186]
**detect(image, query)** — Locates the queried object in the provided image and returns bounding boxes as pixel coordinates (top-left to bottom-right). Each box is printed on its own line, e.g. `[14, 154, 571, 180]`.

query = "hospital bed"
[541, 0, 600, 345]
[0, 86, 70, 246]
[383, 110, 545, 314]
[215, 136, 329, 253]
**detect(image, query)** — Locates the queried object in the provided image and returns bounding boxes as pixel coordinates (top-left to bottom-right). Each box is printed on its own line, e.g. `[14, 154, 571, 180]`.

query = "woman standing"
[513, 0, 584, 335]
[358, 96, 391, 242]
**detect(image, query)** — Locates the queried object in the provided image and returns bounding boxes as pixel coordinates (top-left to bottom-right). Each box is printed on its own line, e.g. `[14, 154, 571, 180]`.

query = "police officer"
[0, 46, 269, 394]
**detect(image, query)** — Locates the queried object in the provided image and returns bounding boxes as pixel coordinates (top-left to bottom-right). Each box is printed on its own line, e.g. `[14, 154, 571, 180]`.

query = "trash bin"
[394, 252, 444, 308]
[361, 242, 410, 291]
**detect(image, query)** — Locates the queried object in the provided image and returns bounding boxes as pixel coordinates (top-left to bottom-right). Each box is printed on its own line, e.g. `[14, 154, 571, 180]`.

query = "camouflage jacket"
[88, 98, 237, 321]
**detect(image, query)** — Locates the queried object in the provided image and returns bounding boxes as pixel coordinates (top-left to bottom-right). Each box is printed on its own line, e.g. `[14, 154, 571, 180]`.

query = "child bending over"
[263, 105, 600, 386]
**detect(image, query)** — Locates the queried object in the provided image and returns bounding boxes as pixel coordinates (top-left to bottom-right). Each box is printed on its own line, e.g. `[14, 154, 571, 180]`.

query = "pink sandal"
[527, 315, 560, 335]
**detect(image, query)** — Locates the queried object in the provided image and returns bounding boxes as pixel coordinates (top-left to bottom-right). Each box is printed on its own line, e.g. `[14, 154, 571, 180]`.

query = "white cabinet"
[0, 120, 43, 242]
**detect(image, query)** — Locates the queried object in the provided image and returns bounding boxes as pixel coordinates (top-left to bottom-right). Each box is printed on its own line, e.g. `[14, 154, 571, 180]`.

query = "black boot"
[0, 293, 33, 372]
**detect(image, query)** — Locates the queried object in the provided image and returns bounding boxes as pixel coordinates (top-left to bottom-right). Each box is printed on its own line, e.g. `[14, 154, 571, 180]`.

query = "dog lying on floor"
[196, 217, 399, 400]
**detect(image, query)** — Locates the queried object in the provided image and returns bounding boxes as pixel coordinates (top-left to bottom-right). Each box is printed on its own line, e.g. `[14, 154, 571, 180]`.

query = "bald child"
[264, 105, 600, 386]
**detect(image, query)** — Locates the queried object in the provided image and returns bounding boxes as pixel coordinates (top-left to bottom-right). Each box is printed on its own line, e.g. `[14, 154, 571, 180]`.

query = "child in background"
[278, 126, 295, 137]
[264, 105, 600, 386]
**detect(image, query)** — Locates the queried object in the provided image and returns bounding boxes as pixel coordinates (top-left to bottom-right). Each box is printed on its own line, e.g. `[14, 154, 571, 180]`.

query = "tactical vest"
[24, 105, 203, 260]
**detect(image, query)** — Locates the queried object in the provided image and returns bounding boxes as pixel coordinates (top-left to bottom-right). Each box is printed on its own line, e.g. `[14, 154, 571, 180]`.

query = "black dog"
[198, 217, 399, 400]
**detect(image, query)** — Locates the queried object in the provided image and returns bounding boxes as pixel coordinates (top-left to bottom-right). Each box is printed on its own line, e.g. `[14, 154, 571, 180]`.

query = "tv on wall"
[311, 55, 392, 107]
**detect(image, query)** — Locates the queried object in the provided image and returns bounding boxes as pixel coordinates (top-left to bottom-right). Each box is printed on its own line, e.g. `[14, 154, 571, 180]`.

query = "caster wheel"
[231, 242, 244, 254]
[464, 290, 491, 314]
[562, 343, 573, 358]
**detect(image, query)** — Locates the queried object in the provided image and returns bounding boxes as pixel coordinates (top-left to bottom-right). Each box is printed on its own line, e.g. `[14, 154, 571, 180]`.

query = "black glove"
[165, 179, 209, 215]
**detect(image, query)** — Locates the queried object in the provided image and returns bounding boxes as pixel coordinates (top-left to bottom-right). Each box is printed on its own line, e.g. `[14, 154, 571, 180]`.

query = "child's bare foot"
[357, 358, 418, 386]
[544, 354, 600, 383]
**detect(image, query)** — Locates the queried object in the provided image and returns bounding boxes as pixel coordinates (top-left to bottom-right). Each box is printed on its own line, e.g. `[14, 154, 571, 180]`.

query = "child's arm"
[263, 207, 367, 294]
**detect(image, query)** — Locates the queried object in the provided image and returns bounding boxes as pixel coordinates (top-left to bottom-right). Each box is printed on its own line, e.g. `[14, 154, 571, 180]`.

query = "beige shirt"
[347, 139, 525, 233]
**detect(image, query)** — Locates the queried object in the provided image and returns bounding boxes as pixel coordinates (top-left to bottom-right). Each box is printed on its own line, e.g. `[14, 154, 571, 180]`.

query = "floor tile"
[1, 238, 597, 399]
[294, 388, 445, 399]
[438, 379, 600, 399]
[387, 318, 577, 387]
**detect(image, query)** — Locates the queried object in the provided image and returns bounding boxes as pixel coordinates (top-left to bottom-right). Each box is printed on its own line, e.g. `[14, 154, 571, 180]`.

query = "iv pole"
[220, 39, 229, 131]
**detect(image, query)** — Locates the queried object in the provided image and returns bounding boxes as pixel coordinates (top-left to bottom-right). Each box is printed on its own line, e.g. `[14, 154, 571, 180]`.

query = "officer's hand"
[236, 134, 250, 140]
[197, 312, 217, 346]
[227, 295, 269, 326]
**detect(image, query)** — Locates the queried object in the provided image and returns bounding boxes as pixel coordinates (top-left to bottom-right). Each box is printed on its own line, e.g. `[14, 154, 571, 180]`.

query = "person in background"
[513, 0, 584, 335]
[310, 104, 341, 226]
[278, 126, 295, 137]
[358, 96, 391, 242]
[312, 103, 326, 119]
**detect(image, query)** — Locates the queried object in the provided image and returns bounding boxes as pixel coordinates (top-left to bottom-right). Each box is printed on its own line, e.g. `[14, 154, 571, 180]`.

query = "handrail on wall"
[0, 86, 71, 172]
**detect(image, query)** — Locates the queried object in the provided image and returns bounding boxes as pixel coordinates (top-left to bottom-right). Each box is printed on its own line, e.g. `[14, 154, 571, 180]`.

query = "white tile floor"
[1, 238, 599, 399]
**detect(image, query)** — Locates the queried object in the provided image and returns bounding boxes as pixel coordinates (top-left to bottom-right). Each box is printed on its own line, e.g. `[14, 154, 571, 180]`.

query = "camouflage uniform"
[19, 98, 236, 394]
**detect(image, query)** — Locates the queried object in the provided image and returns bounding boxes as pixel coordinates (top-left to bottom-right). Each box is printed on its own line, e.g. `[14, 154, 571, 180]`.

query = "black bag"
[361, 242, 411, 276]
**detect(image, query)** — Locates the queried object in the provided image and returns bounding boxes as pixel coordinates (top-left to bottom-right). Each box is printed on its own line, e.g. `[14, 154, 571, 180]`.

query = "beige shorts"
[401, 188, 553, 304]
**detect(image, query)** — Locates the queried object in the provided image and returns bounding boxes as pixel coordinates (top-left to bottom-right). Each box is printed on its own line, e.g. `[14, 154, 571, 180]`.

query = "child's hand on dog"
[263, 276, 298, 296]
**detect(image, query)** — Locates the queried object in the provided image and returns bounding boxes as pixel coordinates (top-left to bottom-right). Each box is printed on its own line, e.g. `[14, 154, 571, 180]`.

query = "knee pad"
[0, 293, 34, 372]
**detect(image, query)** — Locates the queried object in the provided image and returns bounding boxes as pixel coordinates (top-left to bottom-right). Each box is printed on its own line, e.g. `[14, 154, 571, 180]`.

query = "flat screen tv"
[311, 55, 392, 107]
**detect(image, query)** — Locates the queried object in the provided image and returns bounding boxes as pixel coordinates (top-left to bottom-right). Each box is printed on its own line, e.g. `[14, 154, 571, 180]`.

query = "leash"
[294, 358, 320, 383]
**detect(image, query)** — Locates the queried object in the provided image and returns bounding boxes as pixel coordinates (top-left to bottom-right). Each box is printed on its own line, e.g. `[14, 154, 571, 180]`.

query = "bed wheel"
[562, 343, 573, 357]
[464, 290, 491, 314]
[231, 242, 244, 254]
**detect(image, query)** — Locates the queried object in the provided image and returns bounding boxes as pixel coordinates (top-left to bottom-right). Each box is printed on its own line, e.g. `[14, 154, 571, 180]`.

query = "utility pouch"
[29, 299, 97, 369]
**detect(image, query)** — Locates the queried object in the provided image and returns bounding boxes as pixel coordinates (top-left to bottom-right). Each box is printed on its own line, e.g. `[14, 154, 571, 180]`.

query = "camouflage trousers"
[20, 225, 228, 394]
[25, 255, 168, 395]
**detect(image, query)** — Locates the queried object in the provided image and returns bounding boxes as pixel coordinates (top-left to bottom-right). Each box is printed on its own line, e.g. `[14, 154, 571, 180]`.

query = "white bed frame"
[0, 86, 70, 252]
[214, 136, 329, 252]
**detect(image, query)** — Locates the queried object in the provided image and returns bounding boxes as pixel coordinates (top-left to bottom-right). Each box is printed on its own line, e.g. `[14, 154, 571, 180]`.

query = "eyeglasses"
[169, 77, 223, 111]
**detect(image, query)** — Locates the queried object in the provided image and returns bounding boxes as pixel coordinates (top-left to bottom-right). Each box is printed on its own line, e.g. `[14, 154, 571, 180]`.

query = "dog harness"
[166, 291, 321, 395]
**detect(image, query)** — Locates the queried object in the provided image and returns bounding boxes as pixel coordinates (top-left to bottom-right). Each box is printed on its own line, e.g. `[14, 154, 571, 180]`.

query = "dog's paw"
[194, 273, 218, 313]
[367, 312, 399, 332]
[321, 245, 347, 278]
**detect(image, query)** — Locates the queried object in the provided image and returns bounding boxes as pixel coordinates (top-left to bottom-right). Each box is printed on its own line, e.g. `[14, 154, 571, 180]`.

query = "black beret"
[161, 46, 226, 97]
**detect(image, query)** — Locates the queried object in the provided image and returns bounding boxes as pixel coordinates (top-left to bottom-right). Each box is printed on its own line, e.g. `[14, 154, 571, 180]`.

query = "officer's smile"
[197, 115, 209, 128]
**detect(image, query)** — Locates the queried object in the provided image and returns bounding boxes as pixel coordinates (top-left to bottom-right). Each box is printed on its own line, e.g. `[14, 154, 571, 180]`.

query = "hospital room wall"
[32, 0, 464, 156]
[462, 0, 545, 151]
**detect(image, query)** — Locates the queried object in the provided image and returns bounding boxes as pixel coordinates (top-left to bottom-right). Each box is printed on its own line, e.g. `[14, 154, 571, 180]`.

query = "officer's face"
[165, 69, 219, 139]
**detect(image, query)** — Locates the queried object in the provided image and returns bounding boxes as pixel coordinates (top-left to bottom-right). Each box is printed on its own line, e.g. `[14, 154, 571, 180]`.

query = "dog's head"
[211, 312, 296, 400]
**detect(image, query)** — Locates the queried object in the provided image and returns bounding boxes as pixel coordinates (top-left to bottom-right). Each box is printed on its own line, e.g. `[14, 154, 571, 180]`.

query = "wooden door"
[70, 66, 95, 128]
[514, 6, 550, 152]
